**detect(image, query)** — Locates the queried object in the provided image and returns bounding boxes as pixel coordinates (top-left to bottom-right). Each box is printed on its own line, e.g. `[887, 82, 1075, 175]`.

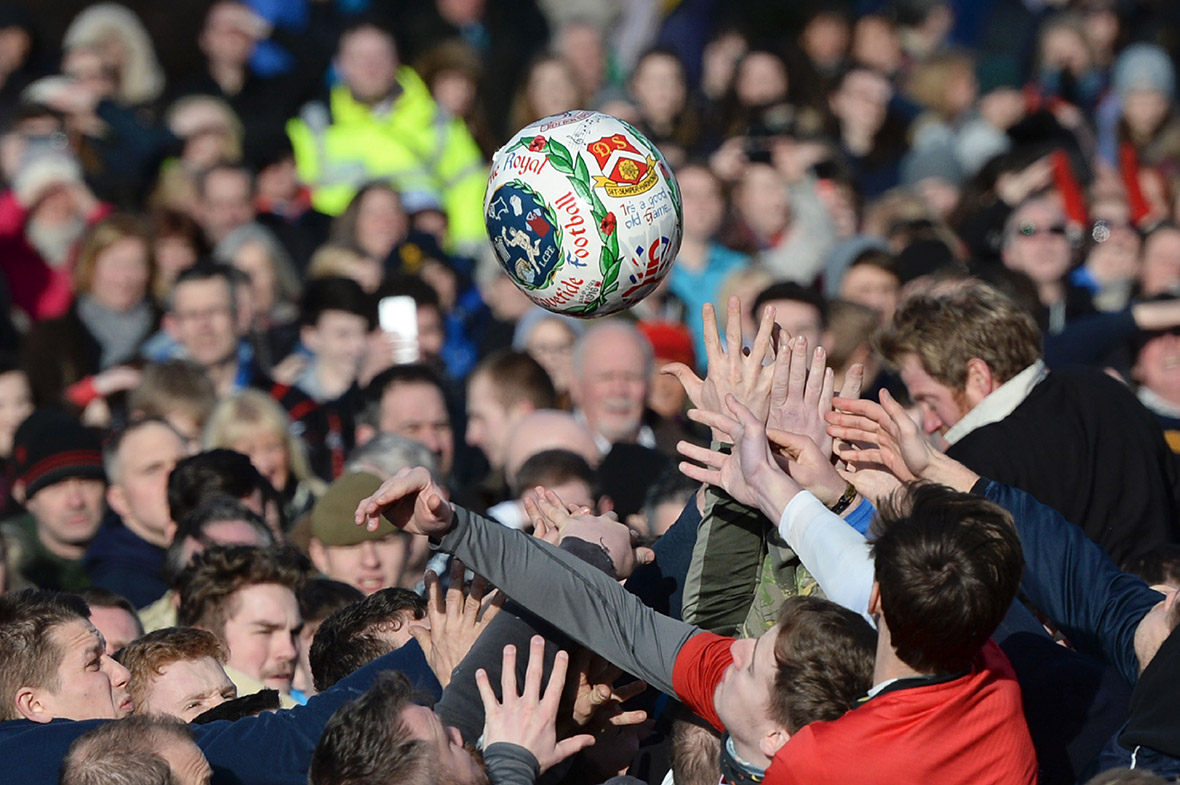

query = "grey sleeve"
[436, 506, 702, 696]
[484, 743, 540, 785]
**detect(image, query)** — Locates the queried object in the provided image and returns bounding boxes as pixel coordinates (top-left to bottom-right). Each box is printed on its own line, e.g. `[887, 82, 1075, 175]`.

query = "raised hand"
[477, 637, 596, 773]
[764, 427, 848, 508]
[523, 490, 655, 579]
[767, 335, 836, 456]
[677, 394, 802, 518]
[410, 559, 503, 688]
[354, 466, 454, 537]
[662, 297, 778, 440]
[825, 389, 932, 481]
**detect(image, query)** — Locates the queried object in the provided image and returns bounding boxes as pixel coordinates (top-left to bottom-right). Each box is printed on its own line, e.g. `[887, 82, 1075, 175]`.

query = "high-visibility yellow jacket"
[287, 67, 487, 252]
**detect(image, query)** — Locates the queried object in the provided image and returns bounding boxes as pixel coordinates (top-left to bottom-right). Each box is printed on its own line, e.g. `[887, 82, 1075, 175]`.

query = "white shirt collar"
[944, 360, 1047, 446]
[575, 409, 658, 453]
[1137, 386, 1180, 419]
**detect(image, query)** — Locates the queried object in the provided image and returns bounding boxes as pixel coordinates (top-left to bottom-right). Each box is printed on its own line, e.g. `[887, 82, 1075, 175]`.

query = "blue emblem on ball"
[487, 181, 563, 290]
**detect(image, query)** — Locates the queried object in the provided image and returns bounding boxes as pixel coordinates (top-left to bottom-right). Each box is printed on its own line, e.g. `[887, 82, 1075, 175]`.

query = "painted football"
[484, 111, 682, 317]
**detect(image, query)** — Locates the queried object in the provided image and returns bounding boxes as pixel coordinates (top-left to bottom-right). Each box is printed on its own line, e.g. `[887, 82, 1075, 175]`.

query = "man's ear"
[308, 538, 328, 574]
[868, 581, 883, 617]
[163, 313, 180, 340]
[355, 423, 376, 447]
[963, 358, 996, 408]
[11, 480, 25, 506]
[759, 724, 791, 759]
[14, 686, 53, 724]
[106, 485, 130, 520]
[300, 324, 320, 355]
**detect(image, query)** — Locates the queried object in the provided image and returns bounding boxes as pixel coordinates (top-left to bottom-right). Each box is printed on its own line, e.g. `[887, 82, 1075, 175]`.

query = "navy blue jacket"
[0, 639, 440, 785]
[82, 513, 168, 608]
[979, 479, 1180, 777]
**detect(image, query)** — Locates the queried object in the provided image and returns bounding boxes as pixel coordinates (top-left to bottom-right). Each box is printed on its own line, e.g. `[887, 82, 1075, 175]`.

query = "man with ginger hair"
[119, 627, 237, 722]
[876, 278, 1180, 564]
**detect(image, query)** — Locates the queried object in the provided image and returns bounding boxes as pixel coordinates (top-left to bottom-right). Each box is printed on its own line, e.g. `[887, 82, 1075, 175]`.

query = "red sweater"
[672, 633, 1037, 785]
[0, 191, 111, 321]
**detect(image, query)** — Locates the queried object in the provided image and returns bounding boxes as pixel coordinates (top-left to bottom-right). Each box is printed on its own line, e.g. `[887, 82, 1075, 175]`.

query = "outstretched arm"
[355, 467, 702, 698]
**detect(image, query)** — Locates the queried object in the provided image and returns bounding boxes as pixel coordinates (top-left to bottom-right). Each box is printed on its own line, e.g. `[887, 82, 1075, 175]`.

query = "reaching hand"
[523, 490, 655, 579]
[677, 394, 802, 518]
[565, 649, 648, 730]
[410, 559, 503, 688]
[354, 466, 454, 537]
[662, 297, 778, 440]
[477, 637, 596, 773]
[825, 389, 933, 481]
[767, 336, 836, 457]
[764, 427, 848, 508]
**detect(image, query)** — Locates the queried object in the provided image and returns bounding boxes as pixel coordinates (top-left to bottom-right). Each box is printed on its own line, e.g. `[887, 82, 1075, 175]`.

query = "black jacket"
[949, 366, 1180, 567]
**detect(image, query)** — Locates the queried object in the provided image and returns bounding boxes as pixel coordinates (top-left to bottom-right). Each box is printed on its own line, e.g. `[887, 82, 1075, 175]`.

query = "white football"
[484, 111, 682, 317]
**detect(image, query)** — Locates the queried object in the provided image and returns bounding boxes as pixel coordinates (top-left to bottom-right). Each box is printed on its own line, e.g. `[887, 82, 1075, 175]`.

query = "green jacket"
[1, 513, 90, 593]
[287, 67, 488, 253]
[681, 488, 820, 638]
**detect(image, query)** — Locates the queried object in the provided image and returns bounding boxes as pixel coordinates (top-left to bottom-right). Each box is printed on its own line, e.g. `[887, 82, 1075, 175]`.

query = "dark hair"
[77, 588, 144, 649]
[358, 365, 448, 430]
[770, 595, 876, 732]
[470, 350, 557, 411]
[848, 249, 900, 279]
[641, 466, 698, 530]
[176, 545, 308, 640]
[61, 715, 195, 785]
[167, 449, 272, 524]
[310, 588, 426, 691]
[1124, 544, 1180, 588]
[163, 494, 275, 583]
[871, 483, 1024, 674]
[0, 590, 91, 721]
[376, 275, 441, 313]
[300, 276, 377, 330]
[512, 448, 598, 500]
[310, 672, 434, 785]
[299, 577, 363, 626]
[77, 587, 138, 619]
[149, 208, 209, 253]
[167, 262, 238, 313]
[753, 282, 828, 328]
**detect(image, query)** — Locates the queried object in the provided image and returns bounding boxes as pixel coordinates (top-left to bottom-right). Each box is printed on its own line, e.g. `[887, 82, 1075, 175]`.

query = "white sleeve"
[777, 491, 876, 625]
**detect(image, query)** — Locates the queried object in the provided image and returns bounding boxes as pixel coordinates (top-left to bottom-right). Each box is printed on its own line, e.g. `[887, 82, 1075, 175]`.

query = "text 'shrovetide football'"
[484, 111, 682, 317]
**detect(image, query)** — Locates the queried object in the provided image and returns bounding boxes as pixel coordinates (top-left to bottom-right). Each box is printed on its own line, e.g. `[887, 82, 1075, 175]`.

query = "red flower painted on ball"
[599, 212, 617, 236]
[528, 135, 546, 152]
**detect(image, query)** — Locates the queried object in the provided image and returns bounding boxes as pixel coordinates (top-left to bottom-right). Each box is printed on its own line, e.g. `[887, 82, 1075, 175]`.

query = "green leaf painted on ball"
[574, 154, 589, 183]
[546, 138, 574, 173]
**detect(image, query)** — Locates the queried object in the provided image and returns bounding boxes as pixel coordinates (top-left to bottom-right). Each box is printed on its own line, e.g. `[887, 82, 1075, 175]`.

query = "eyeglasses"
[1017, 222, 1068, 238]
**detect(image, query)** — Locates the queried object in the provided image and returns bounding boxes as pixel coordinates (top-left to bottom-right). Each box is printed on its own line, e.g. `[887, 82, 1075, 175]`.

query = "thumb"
[409, 624, 432, 651]
[635, 547, 656, 566]
[552, 734, 597, 765]
[766, 427, 813, 455]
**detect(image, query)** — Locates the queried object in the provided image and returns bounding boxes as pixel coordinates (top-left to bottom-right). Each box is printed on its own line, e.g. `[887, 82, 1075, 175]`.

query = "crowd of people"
[1, 0, 1180, 783]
